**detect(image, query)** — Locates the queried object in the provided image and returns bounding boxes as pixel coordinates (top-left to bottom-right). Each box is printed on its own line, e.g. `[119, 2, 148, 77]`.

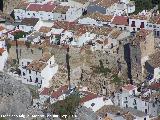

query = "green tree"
[14, 31, 26, 40]
[51, 93, 80, 119]
[111, 74, 122, 86]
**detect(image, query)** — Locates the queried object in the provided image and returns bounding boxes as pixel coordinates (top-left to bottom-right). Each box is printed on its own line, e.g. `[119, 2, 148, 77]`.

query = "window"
[35, 78, 38, 83]
[153, 103, 155, 107]
[23, 72, 25, 76]
[145, 102, 147, 106]
[145, 109, 147, 114]
[157, 31, 160, 37]
[91, 103, 95, 107]
[124, 27, 126, 30]
[140, 22, 144, 28]
[125, 97, 127, 100]
[131, 21, 135, 27]
[134, 106, 137, 109]
[133, 99, 136, 105]
[104, 81, 106, 85]
[29, 70, 31, 74]
[28, 13, 30, 15]
[149, 25, 152, 27]
[153, 25, 156, 28]
[30, 76, 32, 82]
[133, 28, 135, 31]
[126, 104, 128, 108]
[27, 62, 30, 65]
[33, 13, 35, 16]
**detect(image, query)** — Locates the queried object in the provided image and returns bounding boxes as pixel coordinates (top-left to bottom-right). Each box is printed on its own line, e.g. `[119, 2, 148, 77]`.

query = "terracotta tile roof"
[149, 15, 160, 24]
[39, 26, 51, 33]
[72, 0, 89, 4]
[80, 91, 98, 104]
[84, 12, 113, 22]
[15, 1, 29, 10]
[39, 87, 50, 95]
[130, 15, 148, 20]
[39, 54, 51, 63]
[122, 84, 136, 91]
[93, 0, 119, 8]
[53, 21, 112, 36]
[0, 48, 5, 55]
[147, 51, 160, 68]
[53, 21, 77, 30]
[27, 60, 47, 72]
[8, 30, 24, 36]
[53, 5, 69, 14]
[21, 18, 39, 26]
[111, 16, 129, 26]
[27, 2, 56, 12]
[96, 105, 135, 120]
[51, 85, 68, 99]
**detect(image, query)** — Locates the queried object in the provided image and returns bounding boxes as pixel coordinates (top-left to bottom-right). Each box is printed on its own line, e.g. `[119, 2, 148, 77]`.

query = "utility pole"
[66, 46, 71, 89]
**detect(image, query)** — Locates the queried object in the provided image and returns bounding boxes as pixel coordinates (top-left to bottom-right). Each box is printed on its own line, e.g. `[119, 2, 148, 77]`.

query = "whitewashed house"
[111, 16, 129, 30]
[78, 12, 113, 26]
[18, 18, 39, 32]
[116, 0, 135, 15]
[0, 48, 8, 71]
[145, 51, 160, 83]
[129, 15, 149, 32]
[50, 85, 69, 104]
[78, 90, 113, 112]
[19, 53, 58, 88]
[114, 84, 160, 117]
[0, 38, 6, 49]
[147, 14, 160, 38]
[14, 2, 29, 20]
[50, 28, 64, 45]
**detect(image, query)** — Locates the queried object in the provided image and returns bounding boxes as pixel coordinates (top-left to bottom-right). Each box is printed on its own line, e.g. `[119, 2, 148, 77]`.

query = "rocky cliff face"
[0, 72, 32, 120]
[3, 0, 21, 14]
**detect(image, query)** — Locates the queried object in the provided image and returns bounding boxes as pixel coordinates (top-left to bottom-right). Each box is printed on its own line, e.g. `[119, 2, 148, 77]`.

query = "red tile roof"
[39, 87, 50, 95]
[0, 48, 5, 55]
[51, 85, 68, 99]
[150, 83, 160, 90]
[27, 2, 56, 12]
[8, 30, 24, 36]
[112, 16, 129, 26]
[80, 91, 98, 104]
[122, 84, 136, 91]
